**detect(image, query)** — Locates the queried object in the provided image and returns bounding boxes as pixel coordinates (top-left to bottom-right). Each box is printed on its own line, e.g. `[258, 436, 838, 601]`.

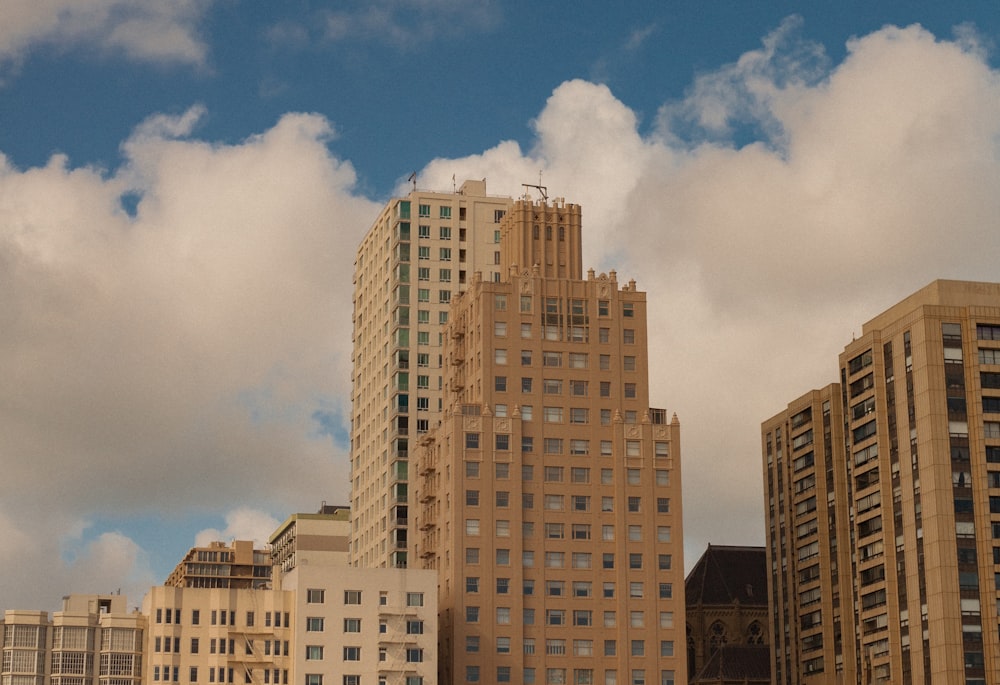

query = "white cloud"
[2, 19, 999, 608]
[195, 508, 281, 548]
[415, 22, 1000, 565]
[0, 0, 213, 73]
[0, 108, 377, 610]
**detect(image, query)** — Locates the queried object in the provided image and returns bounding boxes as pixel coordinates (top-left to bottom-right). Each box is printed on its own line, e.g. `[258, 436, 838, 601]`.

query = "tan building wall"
[763, 279, 1000, 684]
[350, 180, 512, 569]
[411, 198, 686, 685]
[2, 594, 145, 685]
[142, 586, 293, 685]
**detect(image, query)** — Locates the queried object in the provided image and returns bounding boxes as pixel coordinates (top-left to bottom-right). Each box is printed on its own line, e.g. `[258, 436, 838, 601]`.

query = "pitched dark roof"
[692, 644, 771, 683]
[685, 544, 768, 607]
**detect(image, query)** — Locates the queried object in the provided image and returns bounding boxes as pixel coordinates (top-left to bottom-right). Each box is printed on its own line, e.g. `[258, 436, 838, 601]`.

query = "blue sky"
[2, 1, 1000, 610]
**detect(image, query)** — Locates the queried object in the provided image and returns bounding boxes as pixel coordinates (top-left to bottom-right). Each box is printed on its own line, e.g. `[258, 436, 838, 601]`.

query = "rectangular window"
[342, 647, 360, 661]
[307, 589, 325, 603]
[306, 618, 324, 632]
[343, 619, 360, 633]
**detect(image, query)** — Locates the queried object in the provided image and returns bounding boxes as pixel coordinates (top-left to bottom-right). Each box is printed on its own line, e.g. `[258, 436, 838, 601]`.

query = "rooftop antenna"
[521, 182, 548, 202]
[452, 174, 456, 193]
[408, 172, 416, 191]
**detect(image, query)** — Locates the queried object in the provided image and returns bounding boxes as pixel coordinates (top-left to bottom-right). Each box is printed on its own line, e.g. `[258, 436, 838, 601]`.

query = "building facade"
[2, 594, 145, 685]
[271, 508, 438, 685]
[350, 180, 512, 569]
[165, 541, 271, 590]
[763, 280, 1000, 684]
[411, 197, 686, 685]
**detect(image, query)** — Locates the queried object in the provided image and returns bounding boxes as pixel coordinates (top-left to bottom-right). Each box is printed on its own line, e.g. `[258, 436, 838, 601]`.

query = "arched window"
[709, 621, 728, 654]
[746, 621, 764, 644]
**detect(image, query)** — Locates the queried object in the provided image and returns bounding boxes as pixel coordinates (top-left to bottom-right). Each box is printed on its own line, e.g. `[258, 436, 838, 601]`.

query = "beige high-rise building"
[1, 594, 145, 685]
[410, 196, 686, 685]
[763, 279, 1000, 684]
[350, 180, 512, 569]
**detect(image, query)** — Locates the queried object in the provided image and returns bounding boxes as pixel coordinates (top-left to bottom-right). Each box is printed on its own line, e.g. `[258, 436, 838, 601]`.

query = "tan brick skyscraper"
[412, 196, 686, 685]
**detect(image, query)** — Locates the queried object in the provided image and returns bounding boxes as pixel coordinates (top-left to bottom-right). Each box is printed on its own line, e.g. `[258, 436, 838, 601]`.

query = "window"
[547, 610, 566, 626]
[570, 380, 588, 396]
[629, 553, 643, 569]
[306, 618, 324, 632]
[545, 494, 564, 510]
[439, 290, 450, 303]
[343, 591, 360, 605]
[497, 607, 511, 624]
[657, 526, 671, 542]
[466, 577, 480, 593]
[658, 584, 672, 599]
[466, 636, 480, 653]
[546, 551, 565, 567]
[624, 383, 636, 398]
[545, 438, 563, 453]
[306, 677, 322, 685]
[543, 352, 562, 367]
[600, 381, 611, 397]
[466, 606, 480, 622]
[657, 498, 670, 513]
[466, 519, 480, 535]
[307, 589, 325, 603]
[570, 408, 589, 424]
[466, 432, 480, 449]
[573, 552, 592, 568]
[417, 288, 429, 302]
[343, 647, 361, 661]
[406, 649, 423, 663]
[603, 553, 615, 569]
[545, 466, 565, 482]
[495, 349, 507, 364]
[602, 498, 614, 512]
[406, 592, 424, 606]
[417, 267, 430, 281]
[574, 581, 593, 597]
[573, 495, 590, 511]
[628, 497, 641, 512]
[467, 490, 480, 506]
[544, 406, 563, 422]
[630, 612, 645, 628]
[544, 379, 562, 394]
[496, 462, 510, 478]
[466, 461, 480, 477]
[466, 666, 480, 683]
[496, 434, 510, 450]
[496, 548, 511, 564]
[624, 330, 635, 344]
[497, 577, 510, 594]
[306, 646, 323, 661]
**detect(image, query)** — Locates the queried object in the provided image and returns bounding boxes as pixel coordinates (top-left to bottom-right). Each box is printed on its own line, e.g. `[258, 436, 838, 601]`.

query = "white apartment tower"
[350, 180, 512, 568]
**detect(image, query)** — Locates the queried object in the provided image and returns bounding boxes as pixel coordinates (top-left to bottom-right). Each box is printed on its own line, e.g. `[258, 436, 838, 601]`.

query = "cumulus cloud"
[195, 508, 281, 547]
[0, 108, 378, 609]
[0, 0, 213, 75]
[3, 18, 999, 608]
[415, 22, 1000, 565]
